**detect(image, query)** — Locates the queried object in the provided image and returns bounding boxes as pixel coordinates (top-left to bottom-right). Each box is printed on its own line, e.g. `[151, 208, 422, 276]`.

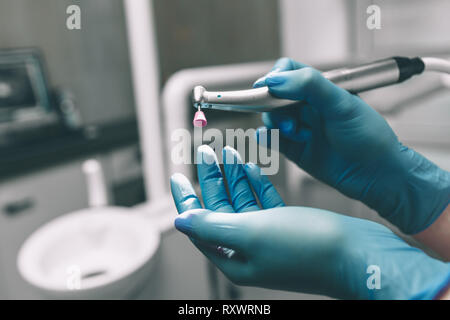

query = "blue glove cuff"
[364, 146, 450, 234]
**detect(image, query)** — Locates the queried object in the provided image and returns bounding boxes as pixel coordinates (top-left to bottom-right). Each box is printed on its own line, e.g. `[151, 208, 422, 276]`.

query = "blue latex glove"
[253, 57, 450, 234]
[170, 145, 450, 299]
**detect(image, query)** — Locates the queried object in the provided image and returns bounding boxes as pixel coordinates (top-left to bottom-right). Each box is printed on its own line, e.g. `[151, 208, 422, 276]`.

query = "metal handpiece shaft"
[193, 57, 425, 112]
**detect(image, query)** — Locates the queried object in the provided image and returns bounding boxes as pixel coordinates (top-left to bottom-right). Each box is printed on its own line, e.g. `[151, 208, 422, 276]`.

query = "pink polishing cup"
[193, 110, 207, 127]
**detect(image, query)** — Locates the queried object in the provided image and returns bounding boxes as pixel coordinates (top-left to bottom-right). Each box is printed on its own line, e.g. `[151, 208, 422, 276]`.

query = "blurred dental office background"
[0, 0, 449, 299]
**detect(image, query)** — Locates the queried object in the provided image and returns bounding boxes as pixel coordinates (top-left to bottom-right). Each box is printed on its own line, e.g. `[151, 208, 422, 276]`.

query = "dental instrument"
[192, 56, 450, 113]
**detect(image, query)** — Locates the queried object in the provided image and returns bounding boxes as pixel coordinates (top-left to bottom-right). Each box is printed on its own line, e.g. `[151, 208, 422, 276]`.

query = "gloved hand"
[170, 145, 450, 299]
[253, 57, 450, 234]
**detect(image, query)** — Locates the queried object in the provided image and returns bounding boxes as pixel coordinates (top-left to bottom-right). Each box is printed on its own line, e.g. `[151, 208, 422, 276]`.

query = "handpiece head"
[193, 85, 206, 105]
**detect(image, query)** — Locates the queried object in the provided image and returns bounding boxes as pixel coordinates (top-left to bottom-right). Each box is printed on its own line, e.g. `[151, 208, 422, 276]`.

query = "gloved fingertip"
[170, 172, 188, 185]
[223, 145, 243, 165]
[174, 214, 194, 235]
[244, 162, 256, 169]
[197, 144, 218, 165]
[253, 68, 283, 88]
[253, 78, 266, 88]
[244, 162, 259, 176]
[244, 162, 265, 182]
[265, 75, 286, 86]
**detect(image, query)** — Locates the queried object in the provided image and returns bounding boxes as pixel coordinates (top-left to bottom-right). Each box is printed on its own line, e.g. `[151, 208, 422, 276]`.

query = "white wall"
[279, 0, 351, 65]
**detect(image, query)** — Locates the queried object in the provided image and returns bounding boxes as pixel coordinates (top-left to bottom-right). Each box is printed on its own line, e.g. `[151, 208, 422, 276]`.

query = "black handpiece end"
[392, 56, 425, 82]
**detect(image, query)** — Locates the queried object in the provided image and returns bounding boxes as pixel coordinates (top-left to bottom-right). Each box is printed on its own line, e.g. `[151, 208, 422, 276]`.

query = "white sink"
[17, 207, 160, 299]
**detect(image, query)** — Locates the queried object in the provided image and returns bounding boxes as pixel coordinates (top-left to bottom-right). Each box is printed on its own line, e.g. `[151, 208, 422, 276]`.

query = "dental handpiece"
[192, 56, 445, 112]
